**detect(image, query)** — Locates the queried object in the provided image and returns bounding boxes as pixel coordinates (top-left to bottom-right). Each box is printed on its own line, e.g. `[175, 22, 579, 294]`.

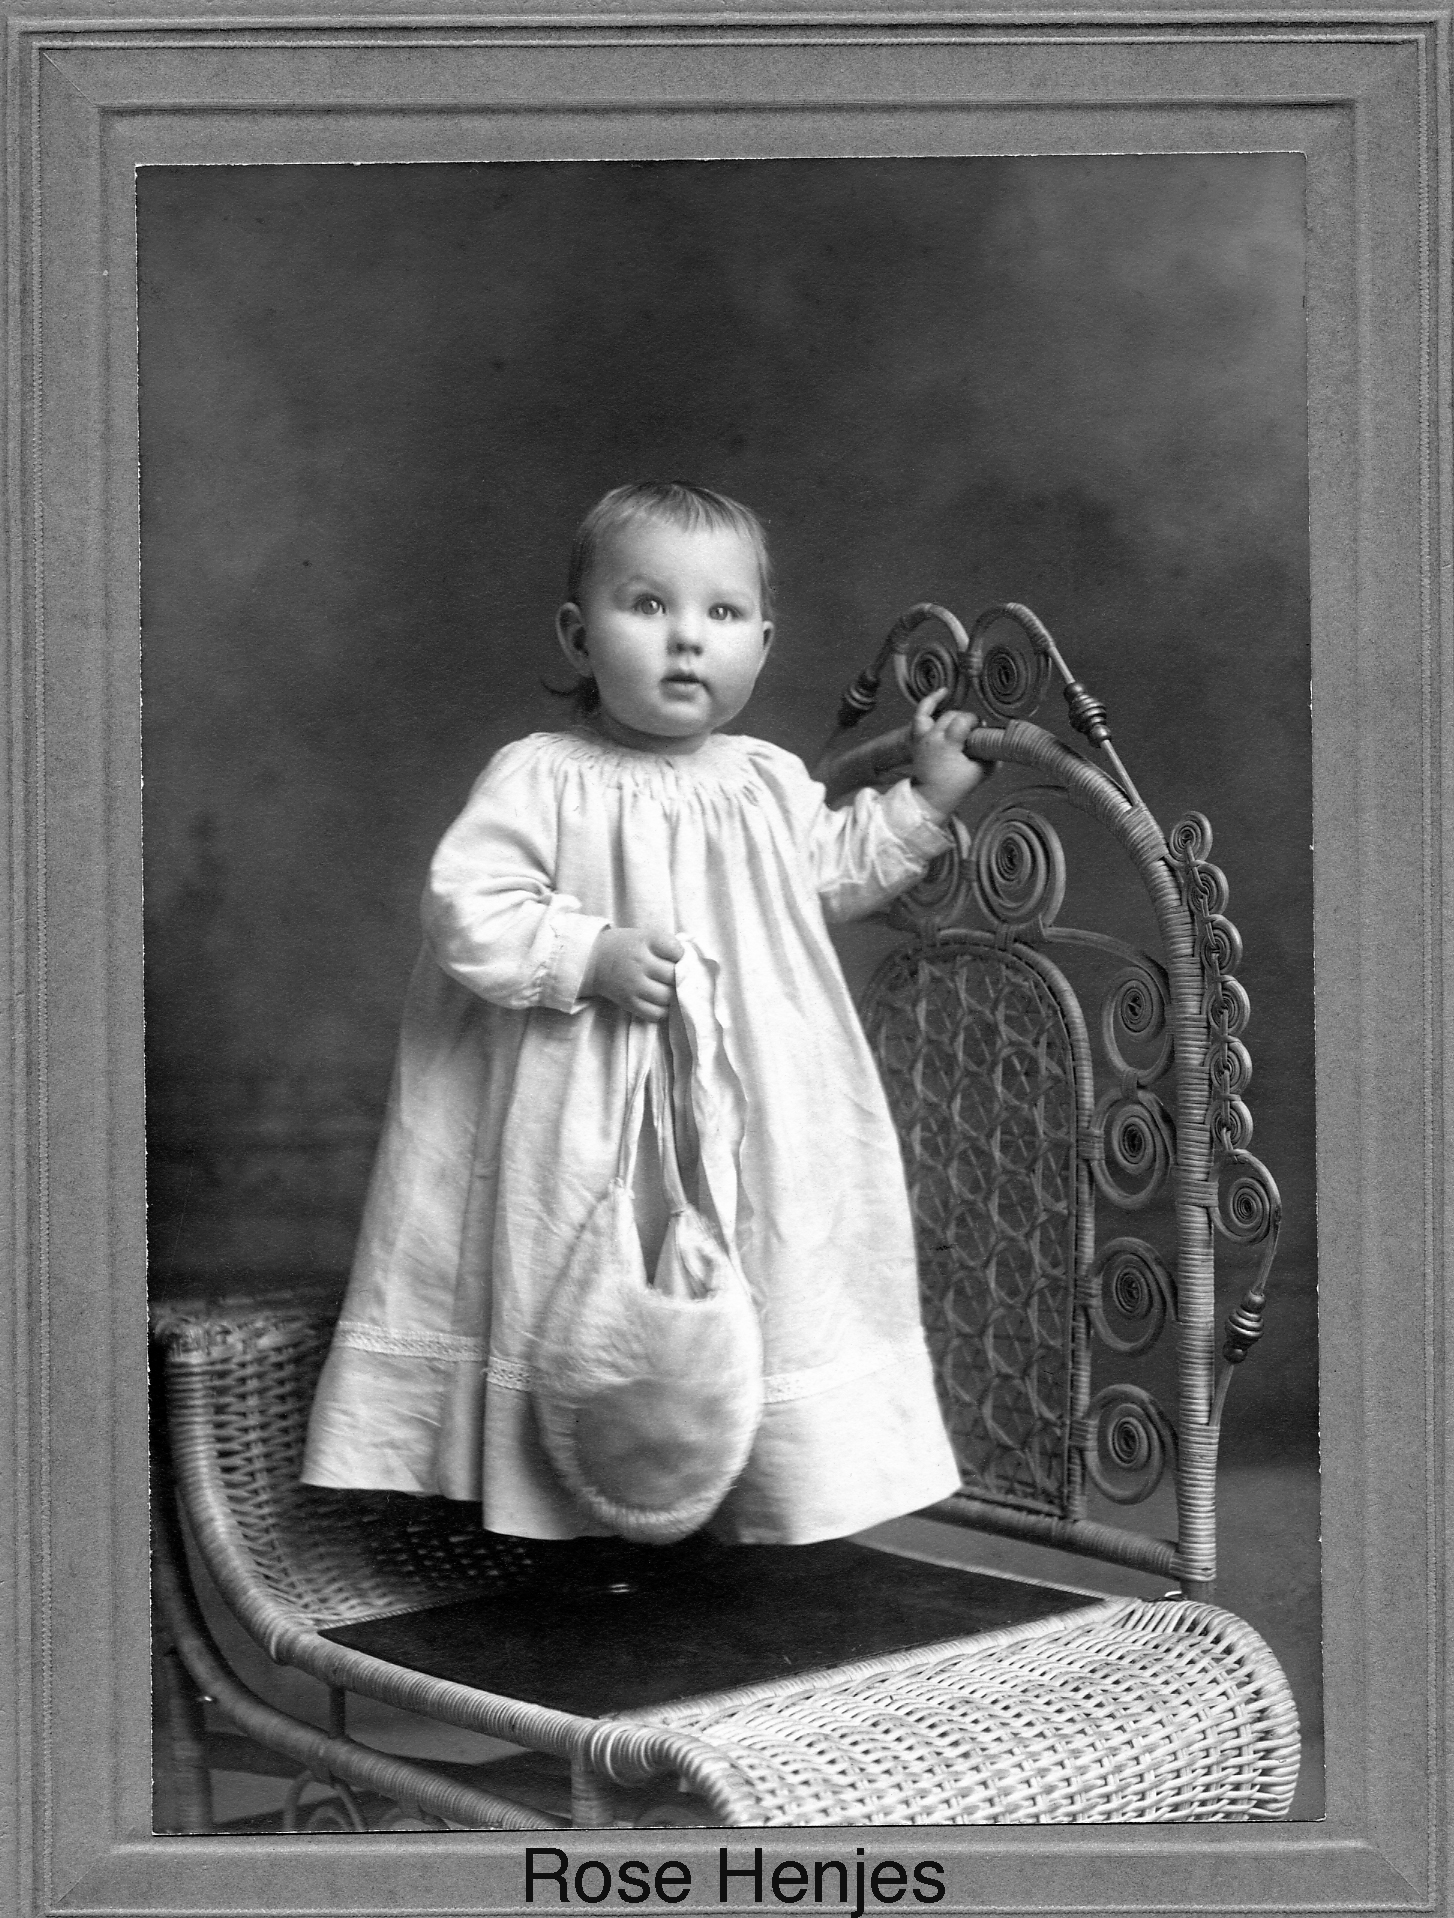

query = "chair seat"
[601, 1597, 1302, 1825]
[320, 1534, 1087, 1718]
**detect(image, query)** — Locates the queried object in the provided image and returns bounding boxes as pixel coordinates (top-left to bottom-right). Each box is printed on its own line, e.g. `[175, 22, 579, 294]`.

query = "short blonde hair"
[567, 481, 774, 618]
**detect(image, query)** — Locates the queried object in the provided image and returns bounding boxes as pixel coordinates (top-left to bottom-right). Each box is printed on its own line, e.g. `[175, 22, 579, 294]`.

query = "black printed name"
[524, 1846, 946, 1912]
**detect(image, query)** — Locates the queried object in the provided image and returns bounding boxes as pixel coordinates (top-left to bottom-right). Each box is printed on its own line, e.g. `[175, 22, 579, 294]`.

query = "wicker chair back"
[819, 602, 1283, 1598]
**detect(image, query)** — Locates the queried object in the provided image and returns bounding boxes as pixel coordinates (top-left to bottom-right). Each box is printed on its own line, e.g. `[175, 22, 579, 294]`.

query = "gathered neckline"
[534, 727, 766, 795]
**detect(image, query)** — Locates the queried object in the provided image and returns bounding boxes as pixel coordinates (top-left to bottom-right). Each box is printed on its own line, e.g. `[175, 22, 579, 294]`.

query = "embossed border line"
[3, 13, 1447, 1918]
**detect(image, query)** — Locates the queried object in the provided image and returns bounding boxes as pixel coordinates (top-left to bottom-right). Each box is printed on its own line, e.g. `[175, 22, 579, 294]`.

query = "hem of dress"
[711, 1342, 962, 1545]
[298, 1462, 442, 1496]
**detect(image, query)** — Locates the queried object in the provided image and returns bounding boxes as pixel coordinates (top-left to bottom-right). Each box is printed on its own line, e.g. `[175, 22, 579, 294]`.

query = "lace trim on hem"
[485, 1355, 535, 1392]
[760, 1334, 930, 1404]
[333, 1319, 485, 1362]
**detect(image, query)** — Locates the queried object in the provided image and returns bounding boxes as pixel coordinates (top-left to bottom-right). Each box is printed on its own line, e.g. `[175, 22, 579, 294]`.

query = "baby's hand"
[910, 689, 993, 820]
[583, 928, 684, 1022]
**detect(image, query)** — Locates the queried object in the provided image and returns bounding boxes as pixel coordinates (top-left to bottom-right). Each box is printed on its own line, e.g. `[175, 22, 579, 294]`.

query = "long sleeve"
[759, 747, 954, 925]
[421, 741, 611, 1013]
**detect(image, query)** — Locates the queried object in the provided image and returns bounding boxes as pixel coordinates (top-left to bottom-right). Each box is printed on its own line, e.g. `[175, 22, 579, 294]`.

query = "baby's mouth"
[663, 672, 706, 691]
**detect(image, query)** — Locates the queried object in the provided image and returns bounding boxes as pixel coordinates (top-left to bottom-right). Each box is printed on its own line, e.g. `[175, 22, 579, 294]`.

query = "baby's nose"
[668, 616, 706, 652]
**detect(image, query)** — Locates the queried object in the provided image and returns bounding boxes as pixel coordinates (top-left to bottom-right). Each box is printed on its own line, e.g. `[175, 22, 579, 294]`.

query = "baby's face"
[557, 518, 773, 753]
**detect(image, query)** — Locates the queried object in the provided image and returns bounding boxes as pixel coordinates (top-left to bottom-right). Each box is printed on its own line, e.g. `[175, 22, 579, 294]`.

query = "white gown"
[301, 729, 962, 1543]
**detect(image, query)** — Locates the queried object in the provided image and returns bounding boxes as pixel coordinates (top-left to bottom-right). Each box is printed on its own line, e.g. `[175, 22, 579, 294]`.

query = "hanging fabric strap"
[610, 936, 745, 1245]
[648, 1030, 692, 1221]
[669, 938, 746, 1247]
[614, 1018, 694, 1218]
[614, 1019, 658, 1189]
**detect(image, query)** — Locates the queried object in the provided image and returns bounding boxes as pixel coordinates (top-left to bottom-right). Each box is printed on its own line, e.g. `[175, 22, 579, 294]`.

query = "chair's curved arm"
[151, 1471, 562, 1831]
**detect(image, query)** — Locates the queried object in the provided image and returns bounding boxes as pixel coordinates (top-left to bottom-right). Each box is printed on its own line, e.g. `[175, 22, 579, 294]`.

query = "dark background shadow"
[139, 156, 1319, 1810]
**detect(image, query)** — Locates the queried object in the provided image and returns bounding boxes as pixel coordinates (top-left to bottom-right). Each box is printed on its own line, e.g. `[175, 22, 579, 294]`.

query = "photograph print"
[142, 153, 1320, 1834]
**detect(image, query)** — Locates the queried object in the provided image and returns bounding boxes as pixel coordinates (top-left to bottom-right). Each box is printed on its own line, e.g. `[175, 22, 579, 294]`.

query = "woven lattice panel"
[162, 1313, 535, 1628]
[862, 943, 1080, 1514]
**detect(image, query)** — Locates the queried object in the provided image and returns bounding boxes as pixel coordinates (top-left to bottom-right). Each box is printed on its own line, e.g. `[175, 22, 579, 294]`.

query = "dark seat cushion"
[321, 1533, 1088, 1717]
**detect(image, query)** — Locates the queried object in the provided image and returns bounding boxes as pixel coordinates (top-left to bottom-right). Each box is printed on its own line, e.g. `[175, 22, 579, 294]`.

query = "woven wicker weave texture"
[163, 1313, 535, 1630]
[864, 942, 1081, 1515]
[627, 1600, 1300, 1824]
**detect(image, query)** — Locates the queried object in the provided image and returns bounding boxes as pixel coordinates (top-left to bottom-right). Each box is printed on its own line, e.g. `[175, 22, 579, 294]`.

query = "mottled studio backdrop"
[139, 157, 1313, 1469]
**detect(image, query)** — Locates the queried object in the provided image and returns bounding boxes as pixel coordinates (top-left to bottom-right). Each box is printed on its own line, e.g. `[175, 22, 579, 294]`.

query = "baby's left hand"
[910, 689, 993, 820]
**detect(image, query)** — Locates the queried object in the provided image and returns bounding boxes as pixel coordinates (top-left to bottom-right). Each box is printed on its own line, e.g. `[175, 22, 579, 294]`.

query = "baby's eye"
[634, 595, 665, 615]
[709, 602, 743, 620]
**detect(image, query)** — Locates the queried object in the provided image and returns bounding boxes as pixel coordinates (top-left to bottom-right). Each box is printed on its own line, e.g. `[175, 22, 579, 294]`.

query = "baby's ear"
[760, 620, 775, 657]
[556, 602, 589, 670]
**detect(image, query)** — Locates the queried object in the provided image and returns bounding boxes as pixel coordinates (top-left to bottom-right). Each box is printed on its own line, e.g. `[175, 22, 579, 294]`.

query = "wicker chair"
[152, 602, 1301, 1831]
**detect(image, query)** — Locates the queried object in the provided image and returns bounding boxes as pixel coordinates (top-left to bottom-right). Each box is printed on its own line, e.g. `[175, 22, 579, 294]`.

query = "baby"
[303, 481, 986, 1543]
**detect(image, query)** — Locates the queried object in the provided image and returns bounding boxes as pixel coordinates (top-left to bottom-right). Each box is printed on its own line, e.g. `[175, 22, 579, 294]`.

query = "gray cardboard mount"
[3, 6, 1448, 1916]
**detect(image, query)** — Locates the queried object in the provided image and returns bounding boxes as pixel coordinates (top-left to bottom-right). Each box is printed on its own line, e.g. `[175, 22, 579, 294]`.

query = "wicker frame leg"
[151, 1617, 215, 1835]
[571, 1756, 631, 1827]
